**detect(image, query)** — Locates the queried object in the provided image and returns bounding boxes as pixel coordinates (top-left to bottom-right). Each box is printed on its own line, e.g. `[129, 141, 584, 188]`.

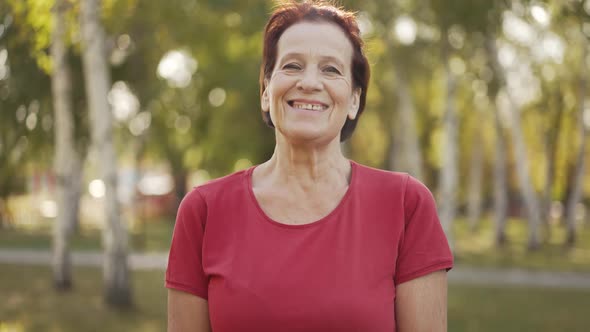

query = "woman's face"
[261, 21, 360, 144]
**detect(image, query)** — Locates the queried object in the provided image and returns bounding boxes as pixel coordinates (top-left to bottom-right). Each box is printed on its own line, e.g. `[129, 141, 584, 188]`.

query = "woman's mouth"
[287, 100, 329, 111]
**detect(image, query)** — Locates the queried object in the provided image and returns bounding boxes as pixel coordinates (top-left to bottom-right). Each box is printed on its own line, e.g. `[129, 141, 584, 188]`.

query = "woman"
[166, 1, 453, 331]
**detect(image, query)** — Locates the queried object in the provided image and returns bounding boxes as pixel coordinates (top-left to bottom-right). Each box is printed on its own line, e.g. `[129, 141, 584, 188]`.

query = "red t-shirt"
[166, 161, 453, 331]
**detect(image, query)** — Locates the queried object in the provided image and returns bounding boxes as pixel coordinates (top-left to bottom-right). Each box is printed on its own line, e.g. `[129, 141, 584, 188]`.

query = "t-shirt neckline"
[245, 160, 357, 229]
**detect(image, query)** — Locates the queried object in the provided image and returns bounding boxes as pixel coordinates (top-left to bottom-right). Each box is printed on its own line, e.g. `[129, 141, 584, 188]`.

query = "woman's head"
[259, 1, 370, 142]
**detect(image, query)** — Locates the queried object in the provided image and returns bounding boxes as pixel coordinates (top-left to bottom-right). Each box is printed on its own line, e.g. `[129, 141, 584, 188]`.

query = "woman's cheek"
[270, 74, 298, 94]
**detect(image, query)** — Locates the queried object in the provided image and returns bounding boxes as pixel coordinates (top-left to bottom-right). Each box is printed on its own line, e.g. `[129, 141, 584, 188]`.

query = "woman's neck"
[257, 134, 351, 190]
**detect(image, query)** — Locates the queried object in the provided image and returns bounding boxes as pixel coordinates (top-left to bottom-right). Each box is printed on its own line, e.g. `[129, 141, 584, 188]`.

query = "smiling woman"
[259, 2, 369, 143]
[261, 21, 360, 144]
[166, 1, 453, 332]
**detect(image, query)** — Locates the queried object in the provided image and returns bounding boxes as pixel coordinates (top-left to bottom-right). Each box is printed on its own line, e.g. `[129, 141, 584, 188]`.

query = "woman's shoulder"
[185, 167, 252, 203]
[353, 161, 408, 189]
[353, 161, 434, 202]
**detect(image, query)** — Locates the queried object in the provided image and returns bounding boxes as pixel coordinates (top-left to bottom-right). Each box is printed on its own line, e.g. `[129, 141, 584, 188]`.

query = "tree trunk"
[485, 37, 508, 246]
[51, 0, 80, 291]
[508, 85, 543, 250]
[467, 112, 484, 232]
[390, 52, 423, 180]
[0, 198, 10, 229]
[80, 0, 132, 307]
[487, 37, 542, 250]
[437, 41, 458, 249]
[541, 92, 564, 241]
[174, 171, 188, 205]
[565, 38, 588, 246]
[492, 105, 509, 246]
[66, 155, 84, 235]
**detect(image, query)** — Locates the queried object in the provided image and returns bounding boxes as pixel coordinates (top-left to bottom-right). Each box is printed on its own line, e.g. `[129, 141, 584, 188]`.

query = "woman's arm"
[395, 270, 448, 332]
[168, 289, 211, 332]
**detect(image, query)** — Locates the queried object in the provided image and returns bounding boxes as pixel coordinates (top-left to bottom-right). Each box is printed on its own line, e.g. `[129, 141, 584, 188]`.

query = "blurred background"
[0, 0, 589, 331]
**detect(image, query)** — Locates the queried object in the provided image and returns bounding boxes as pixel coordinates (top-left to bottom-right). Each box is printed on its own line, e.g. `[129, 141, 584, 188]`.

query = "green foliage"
[6, 0, 53, 73]
[111, 0, 276, 177]
[0, 5, 53, 197]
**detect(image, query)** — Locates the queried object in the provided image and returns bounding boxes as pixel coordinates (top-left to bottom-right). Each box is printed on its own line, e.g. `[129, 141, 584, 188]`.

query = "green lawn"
[0, 220, 174, 252]
[453, 217, 590, 272]
[0, 265, 167, 332]
[448, 284, 590, 332]
[1, 264, 589, 332]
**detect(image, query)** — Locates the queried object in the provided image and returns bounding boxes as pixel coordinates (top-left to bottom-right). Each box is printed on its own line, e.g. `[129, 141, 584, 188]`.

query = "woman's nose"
[296, 69, 323, 92]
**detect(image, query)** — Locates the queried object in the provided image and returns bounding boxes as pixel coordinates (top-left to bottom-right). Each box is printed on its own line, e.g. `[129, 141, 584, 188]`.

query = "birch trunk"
[487, 38, 542, 250]
[565, 40, 588, 246]
[390, 54, 423, 180]
[437, 43, 458, 248]
[80, 0, 132, 307]
[541, 95, 564, 241]
[508, 86, 543, 249]
[0, 199, 9, 228]
[467, 114, 484, 232]
[485, 37, 508, 246]
[492, 106, 508, 245]
[66, 156, 83, 234]
[51, 0, 80, 291]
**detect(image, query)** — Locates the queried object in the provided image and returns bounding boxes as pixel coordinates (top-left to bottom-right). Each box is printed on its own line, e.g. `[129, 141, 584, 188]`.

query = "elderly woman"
[166, 1, 453, 331]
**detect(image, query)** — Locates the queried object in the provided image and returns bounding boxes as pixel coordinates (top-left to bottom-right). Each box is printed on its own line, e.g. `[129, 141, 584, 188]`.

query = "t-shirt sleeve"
[165, 188, 209, 299]
[394, 175, 454, 286]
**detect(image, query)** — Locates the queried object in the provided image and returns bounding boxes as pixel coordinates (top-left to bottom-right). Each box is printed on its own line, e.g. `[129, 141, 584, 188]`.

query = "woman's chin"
[279, 126, 338, 144]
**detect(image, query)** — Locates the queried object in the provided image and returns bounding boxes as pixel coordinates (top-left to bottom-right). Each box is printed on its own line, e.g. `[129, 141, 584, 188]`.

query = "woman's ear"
[261, 79, 270, 112]
[348, 87, 361, 120]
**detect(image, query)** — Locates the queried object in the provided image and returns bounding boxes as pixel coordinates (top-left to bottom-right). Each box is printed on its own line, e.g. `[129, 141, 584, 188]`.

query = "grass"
[448, 284, 590, 332]
[0, 220, 174, 253]
[0, 265, 167, 332]
[1, 264, 589, 332]
[453, 217, 590, 272]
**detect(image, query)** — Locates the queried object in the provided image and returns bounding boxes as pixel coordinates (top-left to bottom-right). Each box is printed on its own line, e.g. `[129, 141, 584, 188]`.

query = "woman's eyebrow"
[279, 52, 345, 67]
[319, 55, 345, 68]
[278, 52, 304, 63]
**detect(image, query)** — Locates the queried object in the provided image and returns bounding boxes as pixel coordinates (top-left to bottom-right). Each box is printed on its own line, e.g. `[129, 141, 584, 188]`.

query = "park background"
[1, 0, 590, 331]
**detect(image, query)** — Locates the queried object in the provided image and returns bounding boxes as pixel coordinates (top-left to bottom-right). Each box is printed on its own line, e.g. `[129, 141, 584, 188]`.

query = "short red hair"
[259, 0, 370, 142]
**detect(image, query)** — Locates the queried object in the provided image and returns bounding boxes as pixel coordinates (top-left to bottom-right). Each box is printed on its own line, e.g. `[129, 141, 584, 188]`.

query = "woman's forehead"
[276, 21, 354, 63]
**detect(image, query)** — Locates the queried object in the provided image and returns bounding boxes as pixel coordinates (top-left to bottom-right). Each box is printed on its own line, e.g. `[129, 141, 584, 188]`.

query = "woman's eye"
[323, 66, 342, 75]
[283, 63, 302, 70]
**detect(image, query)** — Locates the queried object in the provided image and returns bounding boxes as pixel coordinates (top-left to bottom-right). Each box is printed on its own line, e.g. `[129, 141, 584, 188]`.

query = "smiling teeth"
[293, 103, 325, 111]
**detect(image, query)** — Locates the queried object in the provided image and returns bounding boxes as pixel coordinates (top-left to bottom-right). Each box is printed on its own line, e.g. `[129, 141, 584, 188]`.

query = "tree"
[359, 0, 424, 179]
[540, 82, 565, 241]
[436, 31, 459, 247]
[553, 0, 590, 246]
[429, 0, 495, 246]
[490, 41, 543, 250]
[390, 53, 424, 179]
[51, 0, 83, 291]
[1, 1, 55, 227]
[565, 27, 588, 246]
[485, 37, 509, 245]
[107, 0, 274, 209]
[467, 108, 485, 231]
[80, 0, 132, 307]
